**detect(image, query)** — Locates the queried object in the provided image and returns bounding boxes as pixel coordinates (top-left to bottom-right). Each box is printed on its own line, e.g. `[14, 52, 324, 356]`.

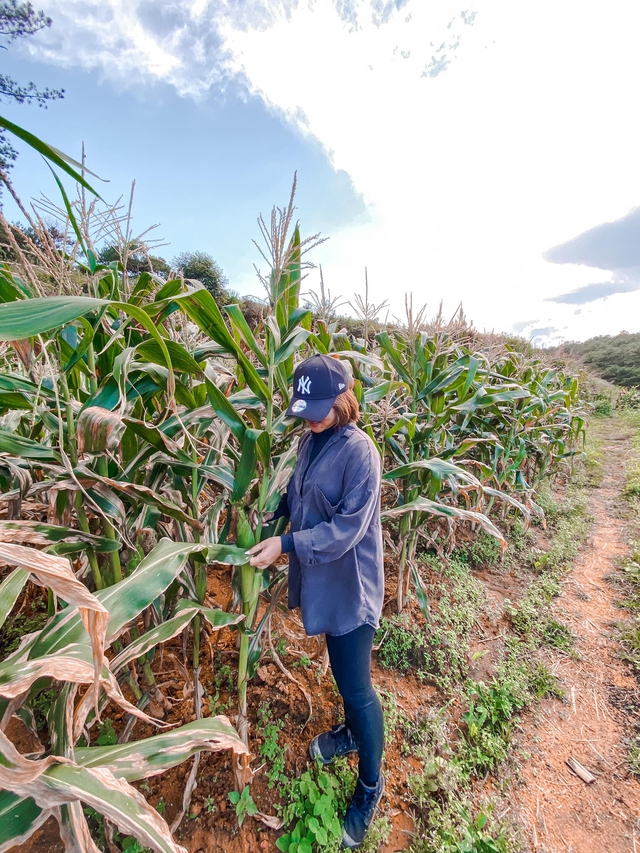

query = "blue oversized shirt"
[284, 424, 384, 637]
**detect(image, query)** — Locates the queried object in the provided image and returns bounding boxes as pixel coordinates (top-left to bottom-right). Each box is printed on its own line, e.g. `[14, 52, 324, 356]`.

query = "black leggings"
[326, 624, 384, 786]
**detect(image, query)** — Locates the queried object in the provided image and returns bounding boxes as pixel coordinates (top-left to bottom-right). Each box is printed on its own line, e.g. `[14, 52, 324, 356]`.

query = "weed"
[155, 797, 166, 815]
[257, 700, 288, 789]
[228, 785, 258, 827]
[375, 556, 483, 692]
[272, 635, 288, 660]
[465, 532, 503, 569]
[207, 655, 235, 715]
[542, 618, 574, 651]
[96, 718, 118, 746]
[121, 838, 152, 853]
[456, 679, 526, 778]
[0, 595, 48, 658]
[628, 734, 640, 775]
[375, 613, 429, 674]
[435, 805, 511, 853]
[84, 807, 152, 852]
[377, 688, 407, 745]
[276, 760, 353, 852]
[32, 685, 59, 733]
[526, 661, 564, 700]
[592, 395, 613, 418]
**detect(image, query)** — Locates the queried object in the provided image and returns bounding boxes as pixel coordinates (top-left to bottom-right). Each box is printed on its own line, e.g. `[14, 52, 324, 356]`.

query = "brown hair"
[331, 388, 359, 427]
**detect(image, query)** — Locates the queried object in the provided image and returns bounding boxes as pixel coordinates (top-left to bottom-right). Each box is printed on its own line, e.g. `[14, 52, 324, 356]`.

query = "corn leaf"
[0, 567, 28, 632]
[0, 296, 105, 341]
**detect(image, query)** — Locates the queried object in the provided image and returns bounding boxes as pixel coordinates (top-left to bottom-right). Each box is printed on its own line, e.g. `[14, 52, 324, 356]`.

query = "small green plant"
[436, 805, 510, 853]
[228, 785, 258, 827]
[276, 762, 353, 852]
[375, 613, 429, 673]
[592, 394, 613, 418]
[628, 734, 640, 775]
[465, 532, 503, 569]
[205, 795, 216, 813]
[121, 838, 152, 853]
[155, 797, 166, 815]
[258, 701, 288, 788]
[207, 656, 235, 715]
[542, 618, 574, 651]
[457, 680, 525, 777]
[0, 596, 49, 658]
[273, 635, 288, 659]
[96, 718, 118, 746]
[375, 556, 483, 692]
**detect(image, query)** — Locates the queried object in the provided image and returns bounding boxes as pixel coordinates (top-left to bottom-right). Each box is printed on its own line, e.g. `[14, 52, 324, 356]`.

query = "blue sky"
[2, 0, 640, 344]
[1, 51, 367, 294]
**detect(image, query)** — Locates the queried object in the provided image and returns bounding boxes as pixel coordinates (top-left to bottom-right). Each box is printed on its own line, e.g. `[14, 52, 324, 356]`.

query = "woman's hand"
[245, 536, 283, 569]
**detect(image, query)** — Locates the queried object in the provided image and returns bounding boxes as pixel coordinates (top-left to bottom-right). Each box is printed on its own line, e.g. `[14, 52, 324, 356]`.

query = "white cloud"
[17, 0, 640, 341]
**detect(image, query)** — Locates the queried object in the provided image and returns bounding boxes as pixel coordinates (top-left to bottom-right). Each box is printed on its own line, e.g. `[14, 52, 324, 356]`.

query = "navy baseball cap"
[285, 354, 350, 421]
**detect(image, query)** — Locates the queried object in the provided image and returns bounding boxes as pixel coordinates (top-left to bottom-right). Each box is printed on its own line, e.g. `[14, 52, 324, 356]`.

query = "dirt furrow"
[513, 422, 640, 853]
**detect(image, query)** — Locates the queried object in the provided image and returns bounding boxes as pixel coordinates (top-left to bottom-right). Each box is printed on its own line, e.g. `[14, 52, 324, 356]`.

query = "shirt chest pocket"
[312, 484, 341, 521]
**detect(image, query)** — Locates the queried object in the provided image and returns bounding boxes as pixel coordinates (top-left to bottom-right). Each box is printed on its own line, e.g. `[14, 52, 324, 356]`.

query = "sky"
[2, 0, 640, 345]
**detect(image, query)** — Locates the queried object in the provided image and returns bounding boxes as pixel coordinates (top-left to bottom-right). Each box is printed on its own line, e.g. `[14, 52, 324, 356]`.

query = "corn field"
[0, 122, 586, 853]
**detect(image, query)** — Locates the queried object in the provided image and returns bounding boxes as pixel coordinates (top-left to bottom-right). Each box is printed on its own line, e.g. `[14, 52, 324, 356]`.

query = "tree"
[0, 1, 64, 177]
[172, 250, 229, 305]
[98, 242, 171, 278]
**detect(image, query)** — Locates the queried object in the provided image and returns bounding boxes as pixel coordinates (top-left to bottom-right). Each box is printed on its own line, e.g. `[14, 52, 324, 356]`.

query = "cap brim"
[285, 395, 336, 422]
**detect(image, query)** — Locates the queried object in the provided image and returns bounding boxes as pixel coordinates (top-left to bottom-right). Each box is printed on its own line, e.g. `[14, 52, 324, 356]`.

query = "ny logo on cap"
[298, 375, 312, 395]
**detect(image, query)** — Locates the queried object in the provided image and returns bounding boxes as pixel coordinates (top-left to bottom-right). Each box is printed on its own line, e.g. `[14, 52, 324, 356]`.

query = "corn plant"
[0, 538, 249, 852]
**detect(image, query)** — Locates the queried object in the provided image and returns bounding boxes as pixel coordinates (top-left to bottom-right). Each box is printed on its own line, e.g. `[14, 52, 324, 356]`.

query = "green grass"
[0, 594, 49, 658]
[375, 555, 484, 693]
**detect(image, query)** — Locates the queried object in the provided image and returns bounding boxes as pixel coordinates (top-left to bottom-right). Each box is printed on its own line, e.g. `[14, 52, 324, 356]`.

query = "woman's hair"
[332, 388, 359, 427]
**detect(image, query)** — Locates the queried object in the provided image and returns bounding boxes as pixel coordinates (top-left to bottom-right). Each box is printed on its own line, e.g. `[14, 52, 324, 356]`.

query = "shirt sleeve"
[280, 532, 295, 553]
[291, 441, 380, 567]
[272, 491, 290, 521]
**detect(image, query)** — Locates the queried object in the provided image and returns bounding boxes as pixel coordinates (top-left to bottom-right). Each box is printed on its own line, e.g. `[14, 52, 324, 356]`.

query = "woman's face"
[307, 407, 338, 434]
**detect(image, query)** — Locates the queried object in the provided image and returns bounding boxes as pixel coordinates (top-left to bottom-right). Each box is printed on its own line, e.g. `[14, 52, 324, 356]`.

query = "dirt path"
[513, 418, 640, 852]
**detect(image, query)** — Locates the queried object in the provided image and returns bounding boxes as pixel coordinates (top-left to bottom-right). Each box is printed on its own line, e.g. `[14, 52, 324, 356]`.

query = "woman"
[246, 353, 385, 850]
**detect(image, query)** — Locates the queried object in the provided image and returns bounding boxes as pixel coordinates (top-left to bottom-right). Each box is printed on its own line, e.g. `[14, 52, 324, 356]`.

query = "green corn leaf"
[232, 428, 263, 502]
[375, 332, 411, 382]
[0, 269, 29, 302]
[0, 373, 53, 397]
[175, 289, 270, 402]
[417, 364, 467, 399]
[0, 391, 31, 410]
[363, 380, 398, 404]
[273, 326, 312, 366]
[0, 429, 58, 460]
[0, 296, 105, 341]
[0, 115, 103, 195]
[382, 497, 506, 548]
[0, 520, 119, 554]
[28, 540, 247, 660]
[0, 790, 48, 851]
[111, 602, 243, 673]
[224, 303, 267, 367]
[29, 540, 206, 658]
[75, 468, 202, 529]
[136, 339, 203, 375]
[383, 458, 482, 488]
[23, 762, 186, 853]
[205, 377, 246, 442]
[46, 165, 86, 253]
[74, 716, 247, 780]
[0, 568, 28, 632]
[122, 418, 184, 458]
